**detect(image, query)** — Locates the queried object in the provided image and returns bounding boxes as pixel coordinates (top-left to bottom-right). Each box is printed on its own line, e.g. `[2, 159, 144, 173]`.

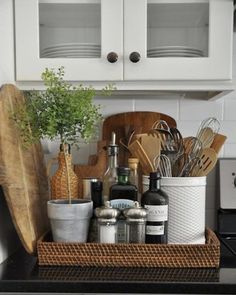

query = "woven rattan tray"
[37, 228, 220, 268]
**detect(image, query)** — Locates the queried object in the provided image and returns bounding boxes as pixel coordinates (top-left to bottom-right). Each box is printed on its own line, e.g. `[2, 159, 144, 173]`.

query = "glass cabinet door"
[124, 0, 233, 80]
[15, 0, 123, 81]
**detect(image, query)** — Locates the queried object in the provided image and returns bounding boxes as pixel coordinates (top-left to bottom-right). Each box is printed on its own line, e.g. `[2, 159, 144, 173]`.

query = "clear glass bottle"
[102, 132, 118, 204]
[95, 201, 120, 244]
[128, 157, 140, 201]
[141, 172, 168, 244]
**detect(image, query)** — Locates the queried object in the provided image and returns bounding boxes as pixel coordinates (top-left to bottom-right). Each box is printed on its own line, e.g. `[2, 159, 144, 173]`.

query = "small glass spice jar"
[95, 201, 120, 243]
[123, 201, 147, 244]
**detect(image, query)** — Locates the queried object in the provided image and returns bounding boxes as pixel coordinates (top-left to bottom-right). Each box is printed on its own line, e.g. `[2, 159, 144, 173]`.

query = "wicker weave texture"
[37, 228, 220, 268]
[50, 152, 79, 199]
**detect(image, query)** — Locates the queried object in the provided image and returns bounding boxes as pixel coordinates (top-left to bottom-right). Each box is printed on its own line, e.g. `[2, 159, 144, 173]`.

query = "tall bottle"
[102, 132, 119, 204]
[141, 172, 168, 244]
[109, 167, 138, 243]
[128, 157, 140, 202]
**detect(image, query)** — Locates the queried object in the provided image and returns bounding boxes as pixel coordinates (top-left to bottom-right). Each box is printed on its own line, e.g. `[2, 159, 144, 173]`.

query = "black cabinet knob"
[107, 52, 118, 63]
[129, 52, 141, 63]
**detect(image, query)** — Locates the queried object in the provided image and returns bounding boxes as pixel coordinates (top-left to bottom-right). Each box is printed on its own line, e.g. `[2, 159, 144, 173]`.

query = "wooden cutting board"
[0, 84, 49, 254]
[102, 111, 176, 165]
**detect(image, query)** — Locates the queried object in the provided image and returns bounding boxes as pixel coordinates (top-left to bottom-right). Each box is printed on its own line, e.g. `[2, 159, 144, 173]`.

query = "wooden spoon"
[128, 139, 155, 175]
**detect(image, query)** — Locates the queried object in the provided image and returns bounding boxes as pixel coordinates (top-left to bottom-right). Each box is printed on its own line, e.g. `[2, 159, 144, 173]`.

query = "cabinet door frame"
[124, 0, 233, 81]
[14, 0, 123, 81]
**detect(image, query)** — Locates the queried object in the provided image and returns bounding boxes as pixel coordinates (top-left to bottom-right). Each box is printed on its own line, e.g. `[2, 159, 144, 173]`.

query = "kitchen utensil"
[102, 112, 176, 165]
[150, 128, 175, 154]
[154, 154, 172, 177]
[0, 84, 49, 254]
[197, 127, 215, 148]
[179, 156, 201, 177]
[170, 127, 184, 158]
[151, 120, 170, 131]
[196, 117, 220, 147]
[140, 134, 161, 166]
[128, 139, 155, 175]
[183, 136, 202, 158]
[210, 133, 227, 155]
[192, 148, 218, 177]
[171, 153, 189, 177]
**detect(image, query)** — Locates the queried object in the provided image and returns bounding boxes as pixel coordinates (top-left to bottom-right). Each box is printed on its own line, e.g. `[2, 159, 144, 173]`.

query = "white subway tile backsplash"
[94, 96, 134, 117]
[176, 120, 200, 137]
[224, 144, 236, 157]
[134, 96, 179, 120]
[179, 98, 224, 121]
[224, 94, 236, 120]
[221, 121, 236, 143]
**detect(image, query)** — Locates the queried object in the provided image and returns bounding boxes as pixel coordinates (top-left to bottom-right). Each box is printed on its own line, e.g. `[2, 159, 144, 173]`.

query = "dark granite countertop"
[0, 243, 235, 294]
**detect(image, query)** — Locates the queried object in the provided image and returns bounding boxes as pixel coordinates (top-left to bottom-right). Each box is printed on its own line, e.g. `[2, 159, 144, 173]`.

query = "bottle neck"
[118, 175, 129, 184]
[149, 178, 160, 190]
[108, 154, 118, 169]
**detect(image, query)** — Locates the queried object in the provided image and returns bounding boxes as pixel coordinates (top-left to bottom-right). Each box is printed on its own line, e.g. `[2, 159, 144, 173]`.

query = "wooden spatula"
[128, 139, 155, 175]
[210, 133, 227, 155]
[140, 135, 161, 168]
[193, 147, 218, 177]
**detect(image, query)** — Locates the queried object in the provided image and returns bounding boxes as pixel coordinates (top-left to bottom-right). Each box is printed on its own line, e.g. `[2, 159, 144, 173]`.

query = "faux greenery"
[12, 66, 114, 147]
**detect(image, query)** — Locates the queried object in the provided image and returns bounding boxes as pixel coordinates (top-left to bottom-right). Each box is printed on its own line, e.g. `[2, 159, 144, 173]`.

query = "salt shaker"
[123, 201, 147, 244]
[95, 201, 120, 243]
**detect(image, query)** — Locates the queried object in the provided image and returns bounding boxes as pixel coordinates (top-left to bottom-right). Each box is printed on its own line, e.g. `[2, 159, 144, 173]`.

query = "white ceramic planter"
[47, 199, 93, 243]
[143, 176, 206, 244]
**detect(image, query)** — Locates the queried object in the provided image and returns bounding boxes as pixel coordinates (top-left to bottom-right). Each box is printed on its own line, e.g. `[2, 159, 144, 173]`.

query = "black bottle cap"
[149, 172, 161, 179]
[117, 167, 130, 176]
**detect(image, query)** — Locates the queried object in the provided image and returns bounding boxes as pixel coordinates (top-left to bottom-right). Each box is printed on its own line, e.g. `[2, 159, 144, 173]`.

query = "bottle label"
[110, 199, 135, 210]
[146, 225, 164, 235]
[144, 205, 168, 222]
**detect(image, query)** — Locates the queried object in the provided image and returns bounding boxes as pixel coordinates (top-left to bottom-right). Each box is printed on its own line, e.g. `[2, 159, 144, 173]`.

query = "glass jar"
[123, 201, 147, 244]
[95, 201, 120, 243]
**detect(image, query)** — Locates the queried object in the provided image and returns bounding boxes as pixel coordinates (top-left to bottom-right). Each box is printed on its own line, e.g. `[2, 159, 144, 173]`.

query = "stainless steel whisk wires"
[154, 154, 172, 177]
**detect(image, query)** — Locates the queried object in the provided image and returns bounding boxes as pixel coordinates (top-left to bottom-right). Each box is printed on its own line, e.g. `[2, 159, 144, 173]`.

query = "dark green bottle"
[141, 172, 168, 244]
[109, 167, 138, 243]
[109, 167, 138, 210]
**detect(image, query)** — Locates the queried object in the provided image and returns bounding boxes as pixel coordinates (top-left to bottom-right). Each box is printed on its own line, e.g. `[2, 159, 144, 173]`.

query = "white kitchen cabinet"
[15, 0, 123, 81]
[15, 0, 233, 84]
[124, 0, 233, 80]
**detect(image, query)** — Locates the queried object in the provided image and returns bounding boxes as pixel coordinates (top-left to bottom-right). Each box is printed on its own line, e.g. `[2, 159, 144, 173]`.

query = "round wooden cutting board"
[0, 84, 49, 254]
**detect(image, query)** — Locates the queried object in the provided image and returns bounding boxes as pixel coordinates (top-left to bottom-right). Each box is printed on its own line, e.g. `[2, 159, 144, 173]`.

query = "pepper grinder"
[95, 201, 120, 243]
[123, 201, 147, 244]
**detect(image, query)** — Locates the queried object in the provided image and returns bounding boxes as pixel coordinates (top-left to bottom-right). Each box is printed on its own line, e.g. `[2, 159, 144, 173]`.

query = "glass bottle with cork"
[103, 132, 119, 204]
[141, 172, 168, 244]
[128, 157, 140, 201]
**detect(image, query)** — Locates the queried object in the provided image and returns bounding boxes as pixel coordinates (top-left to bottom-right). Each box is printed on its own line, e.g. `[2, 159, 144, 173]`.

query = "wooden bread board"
[102, 111, 176, 165]
[0, 84, 50, 254]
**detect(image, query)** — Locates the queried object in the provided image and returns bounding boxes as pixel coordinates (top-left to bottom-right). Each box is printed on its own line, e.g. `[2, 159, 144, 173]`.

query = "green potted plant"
[12, 66, 114, 242]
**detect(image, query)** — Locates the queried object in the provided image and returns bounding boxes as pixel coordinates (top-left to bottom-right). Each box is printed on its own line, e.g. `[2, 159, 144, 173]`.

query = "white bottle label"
[110, 199, 135, 210]
[145, 205, 168, 222]
[146, 225, 164, 235]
